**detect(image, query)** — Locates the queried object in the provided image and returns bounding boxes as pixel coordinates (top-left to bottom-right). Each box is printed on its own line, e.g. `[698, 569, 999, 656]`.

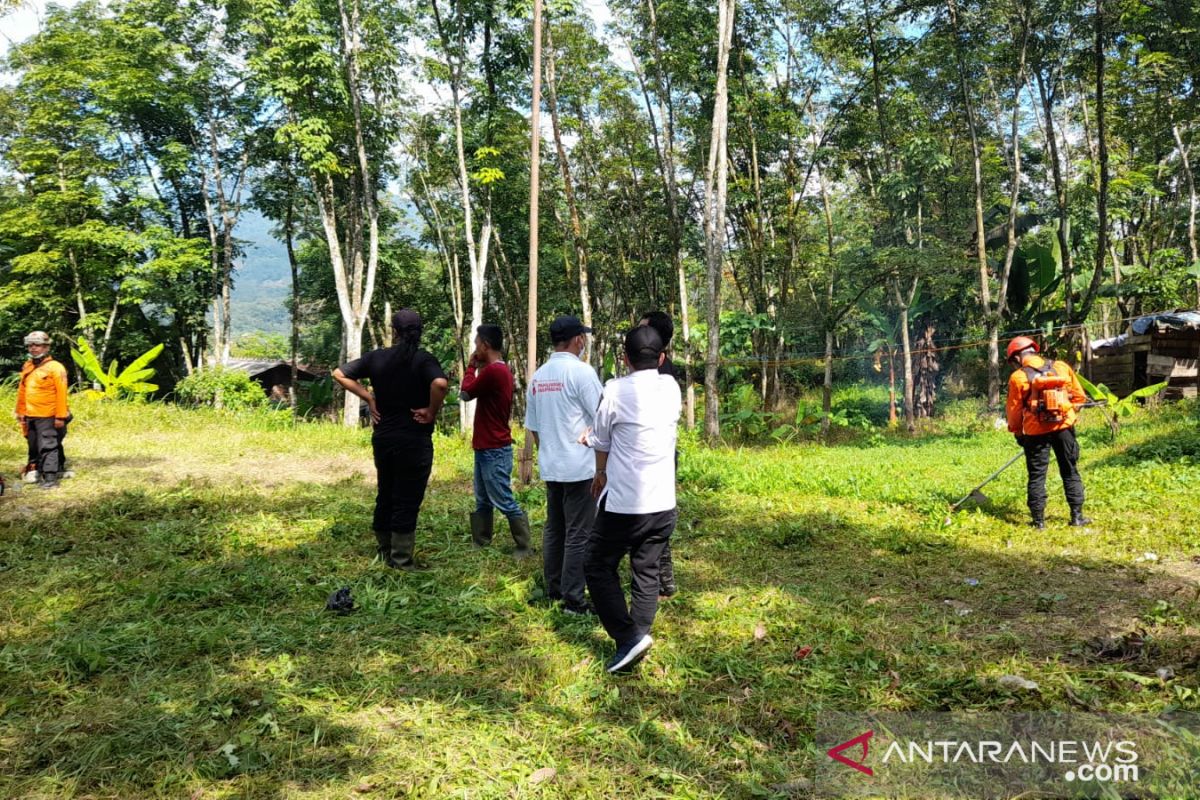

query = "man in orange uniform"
[1005, 336, 1090, 528]
[15, 331, 71, 490]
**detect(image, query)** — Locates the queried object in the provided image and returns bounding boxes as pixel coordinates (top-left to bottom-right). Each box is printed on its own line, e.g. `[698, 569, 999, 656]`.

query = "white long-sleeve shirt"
[589, 368, 681, 514]
[525, 351, 604, 482]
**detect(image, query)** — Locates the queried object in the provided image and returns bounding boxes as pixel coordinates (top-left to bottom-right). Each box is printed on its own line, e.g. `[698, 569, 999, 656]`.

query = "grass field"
[1, 391, 1198, 798]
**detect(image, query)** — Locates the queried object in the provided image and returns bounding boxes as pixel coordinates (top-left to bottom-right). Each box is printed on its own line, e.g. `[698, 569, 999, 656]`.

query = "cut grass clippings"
[0, 392, 1198, 798]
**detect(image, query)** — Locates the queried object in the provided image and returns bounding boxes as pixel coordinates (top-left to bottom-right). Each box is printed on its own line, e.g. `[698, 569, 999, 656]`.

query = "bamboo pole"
[520, 0, 543, 485]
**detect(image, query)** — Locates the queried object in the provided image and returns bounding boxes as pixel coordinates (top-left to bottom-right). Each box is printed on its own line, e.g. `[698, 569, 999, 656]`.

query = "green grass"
[1, 391, 1198, 798]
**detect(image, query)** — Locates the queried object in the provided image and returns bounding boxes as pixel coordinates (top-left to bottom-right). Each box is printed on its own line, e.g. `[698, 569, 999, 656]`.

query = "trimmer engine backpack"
[1024, 361, 1071, 424]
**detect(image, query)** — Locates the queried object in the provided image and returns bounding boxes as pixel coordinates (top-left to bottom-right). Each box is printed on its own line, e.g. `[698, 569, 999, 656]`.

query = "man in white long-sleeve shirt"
[584, 325, 681, 673]
[526, 315, 603, 615]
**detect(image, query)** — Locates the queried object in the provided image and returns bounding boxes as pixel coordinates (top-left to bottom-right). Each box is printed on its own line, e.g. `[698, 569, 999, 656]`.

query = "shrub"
[174, 367, 267, 411]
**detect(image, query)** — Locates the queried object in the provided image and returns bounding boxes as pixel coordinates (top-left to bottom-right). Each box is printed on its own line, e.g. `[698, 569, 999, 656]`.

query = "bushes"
[174, 367, 267, 411]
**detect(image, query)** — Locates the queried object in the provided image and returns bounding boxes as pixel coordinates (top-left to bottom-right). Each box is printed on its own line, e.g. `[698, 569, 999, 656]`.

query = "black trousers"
[585, 499, 677, 646]
[1022, 427, 1085, 517]
[543, 479, 595, 607]
[372, 437, 434, 534]
[26, 417, 67, 478]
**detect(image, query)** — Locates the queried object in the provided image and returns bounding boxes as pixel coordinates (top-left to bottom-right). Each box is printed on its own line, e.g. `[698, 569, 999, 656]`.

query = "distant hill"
[229, 199, 424, 336]
[231, 209, 291, 336]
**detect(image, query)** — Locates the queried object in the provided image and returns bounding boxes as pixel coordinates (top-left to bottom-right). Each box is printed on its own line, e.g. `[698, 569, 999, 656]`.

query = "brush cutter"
[944, 451, 1025, 524]
[942, 401, 1107, 524]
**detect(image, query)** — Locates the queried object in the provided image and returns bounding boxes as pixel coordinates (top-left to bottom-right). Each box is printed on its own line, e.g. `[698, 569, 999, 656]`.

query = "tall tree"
[702, 0, 735, 441]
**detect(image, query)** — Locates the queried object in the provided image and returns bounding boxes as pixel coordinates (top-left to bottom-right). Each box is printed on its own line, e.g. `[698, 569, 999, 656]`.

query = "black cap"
[624, 325, 664, 369]
[549, 315, 593, 343]
[392, 308, 422, 330]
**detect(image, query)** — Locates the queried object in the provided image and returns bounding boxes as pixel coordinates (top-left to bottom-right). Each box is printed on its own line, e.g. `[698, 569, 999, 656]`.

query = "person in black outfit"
[334, 309, 449, 570]
[638, 311, 683, 598]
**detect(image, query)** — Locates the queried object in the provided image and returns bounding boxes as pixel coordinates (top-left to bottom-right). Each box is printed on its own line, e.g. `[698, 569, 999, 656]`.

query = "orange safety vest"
[16, 357, 70, 419]
[1005, 355, 1087, 436]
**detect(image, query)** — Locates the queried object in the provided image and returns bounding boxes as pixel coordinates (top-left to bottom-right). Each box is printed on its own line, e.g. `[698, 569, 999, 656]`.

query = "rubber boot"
[658, 540, 678, 598]
[1030, 513, 1045, 530]
[388, 530, 422, 571]
[1069, 509, 1092, 527]
[508, 513, 533, 559]
[373, 530, 390, 562]
[470, 511, 494, 548]
[38, 471, 60, 490]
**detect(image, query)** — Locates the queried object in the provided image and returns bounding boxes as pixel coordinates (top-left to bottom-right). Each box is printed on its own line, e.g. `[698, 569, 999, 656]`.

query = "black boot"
[1069, 509, 1092, 527]
[470, 511, 494, 548]
[658, 540, 677, 597]
[373, 530, 390, 562]
[507, 513, 533, 559]
[38, 471, 60, 490]
[1030, 513, 1045, 530]
[388, 530, 424, 571]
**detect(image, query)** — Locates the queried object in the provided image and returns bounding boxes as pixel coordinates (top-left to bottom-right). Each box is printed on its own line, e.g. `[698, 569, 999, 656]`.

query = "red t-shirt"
[461, 360, 514, 450]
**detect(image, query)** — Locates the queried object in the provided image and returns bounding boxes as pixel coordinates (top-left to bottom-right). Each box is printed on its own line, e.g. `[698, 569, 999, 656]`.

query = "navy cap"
[549, 315, 593, 342]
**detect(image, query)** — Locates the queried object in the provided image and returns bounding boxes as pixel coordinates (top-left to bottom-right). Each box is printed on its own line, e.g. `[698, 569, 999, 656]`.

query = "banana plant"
[1077, 374, 1167, 441]
[70, 340, 164, 400]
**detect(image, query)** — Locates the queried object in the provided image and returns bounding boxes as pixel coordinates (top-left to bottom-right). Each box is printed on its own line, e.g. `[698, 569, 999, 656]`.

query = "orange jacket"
[1006, 354, 1087, 436]
[16, 357, 70, 419]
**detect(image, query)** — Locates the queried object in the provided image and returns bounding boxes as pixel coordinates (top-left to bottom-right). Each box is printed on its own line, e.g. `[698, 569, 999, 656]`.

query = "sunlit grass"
[0, 390, 1197, 797]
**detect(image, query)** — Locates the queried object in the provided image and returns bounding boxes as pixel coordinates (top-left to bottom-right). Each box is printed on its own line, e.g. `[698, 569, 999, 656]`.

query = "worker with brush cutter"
[1005, 336, 1091, 529]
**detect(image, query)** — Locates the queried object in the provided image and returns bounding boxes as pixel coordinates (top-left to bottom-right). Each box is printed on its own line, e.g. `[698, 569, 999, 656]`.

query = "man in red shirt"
[460, 324, 532, 557]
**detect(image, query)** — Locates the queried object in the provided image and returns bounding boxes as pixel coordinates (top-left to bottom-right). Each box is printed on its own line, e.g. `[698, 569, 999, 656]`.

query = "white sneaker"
[23, 470, 38, 484]
[61, 470, 75, 479]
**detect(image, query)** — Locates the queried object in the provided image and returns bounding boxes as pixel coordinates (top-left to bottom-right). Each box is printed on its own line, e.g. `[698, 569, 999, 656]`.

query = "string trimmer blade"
[968, 489, 991, 505]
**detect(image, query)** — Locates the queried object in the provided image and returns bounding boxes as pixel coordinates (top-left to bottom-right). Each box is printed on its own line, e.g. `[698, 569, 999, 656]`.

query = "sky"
[1, 0, 616, 62]
[0, 1, 53, 62]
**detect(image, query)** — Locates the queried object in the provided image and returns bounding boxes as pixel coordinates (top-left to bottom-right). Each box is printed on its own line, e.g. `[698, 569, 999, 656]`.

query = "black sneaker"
[528, 593, 561, 608]
[605, 634, 653, 673]
[561, 601, 595, 616]
[1069, 513, 1093, 527]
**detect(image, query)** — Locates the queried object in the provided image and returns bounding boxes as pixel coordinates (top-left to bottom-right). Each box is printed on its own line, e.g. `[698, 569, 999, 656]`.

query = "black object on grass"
[325, 586, 355, 614]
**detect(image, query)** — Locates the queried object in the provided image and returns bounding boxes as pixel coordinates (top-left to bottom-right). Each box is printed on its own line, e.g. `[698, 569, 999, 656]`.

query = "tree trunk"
[544, 24, 591, 343]
[1079, 0, 1108, 322]
[430, 0, 489, 432]
[98, 288, 120, 367]
[644, 0, 694, 427]
[1036, 70, 1074, 323]
[822, 328, 834, 437]
[893, 277, 917, 431]
[994, 12, 1029, 322]
[1170, 119, 1199, 307]
[947, 0, 999, 408]
[702, 0, 735, 442]
[887, 347, 897, 426]
[817, 161, 836, 437]
[285, 198, 300, 409]
[914, 322, 939, 418]
[311, 0, 382, 427]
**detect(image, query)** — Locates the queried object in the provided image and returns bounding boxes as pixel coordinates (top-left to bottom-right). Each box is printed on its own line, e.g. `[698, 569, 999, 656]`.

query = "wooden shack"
[225, 359, 324, 396]
[1087, 312, 1200, 399]
[1147, 328, 1200, 400]
[1088, 334, 1151, 397]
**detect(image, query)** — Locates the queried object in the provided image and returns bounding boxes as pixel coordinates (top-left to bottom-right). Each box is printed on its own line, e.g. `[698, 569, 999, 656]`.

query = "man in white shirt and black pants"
[525, 315, 604, 615]
[584, 326, 681, 673]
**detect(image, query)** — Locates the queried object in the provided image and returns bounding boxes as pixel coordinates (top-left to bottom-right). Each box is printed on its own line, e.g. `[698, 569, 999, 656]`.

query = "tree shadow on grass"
[2, 479, 1199, 798]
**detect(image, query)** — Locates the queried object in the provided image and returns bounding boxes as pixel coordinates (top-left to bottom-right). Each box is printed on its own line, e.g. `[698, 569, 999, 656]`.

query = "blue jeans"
[474, 446, 523, 519]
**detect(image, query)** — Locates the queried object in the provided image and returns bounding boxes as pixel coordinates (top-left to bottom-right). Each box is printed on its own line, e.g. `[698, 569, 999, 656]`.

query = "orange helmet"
[1006, 336, 1039, 360]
